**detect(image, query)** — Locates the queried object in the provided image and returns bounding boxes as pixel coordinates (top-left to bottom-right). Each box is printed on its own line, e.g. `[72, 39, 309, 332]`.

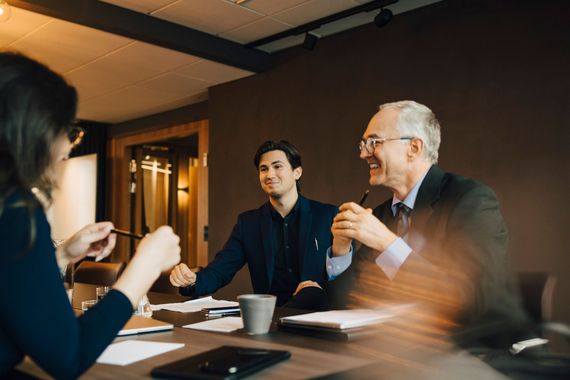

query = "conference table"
[17, 292, 506, 379]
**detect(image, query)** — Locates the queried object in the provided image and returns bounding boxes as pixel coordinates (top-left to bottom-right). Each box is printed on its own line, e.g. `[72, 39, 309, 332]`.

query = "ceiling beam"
[10, 0, 272, 73]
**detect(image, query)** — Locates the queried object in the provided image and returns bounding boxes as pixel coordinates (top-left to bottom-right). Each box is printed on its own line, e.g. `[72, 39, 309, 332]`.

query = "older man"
[329, 100, 532, 347]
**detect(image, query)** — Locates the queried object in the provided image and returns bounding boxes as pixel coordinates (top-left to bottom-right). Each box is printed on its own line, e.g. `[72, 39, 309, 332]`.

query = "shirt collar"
[391, 168, 430, 216]
[269, 196, 301, 221]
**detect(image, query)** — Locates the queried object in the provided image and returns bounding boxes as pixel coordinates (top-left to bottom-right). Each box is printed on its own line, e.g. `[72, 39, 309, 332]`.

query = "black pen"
[206, 311, 241, 318]
[359, 190, 370, 206]
[111, 228, 144, 240]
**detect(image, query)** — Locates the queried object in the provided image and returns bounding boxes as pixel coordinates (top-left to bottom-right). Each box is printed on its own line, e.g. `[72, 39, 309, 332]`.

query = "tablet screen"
[151, 345, 291, 379]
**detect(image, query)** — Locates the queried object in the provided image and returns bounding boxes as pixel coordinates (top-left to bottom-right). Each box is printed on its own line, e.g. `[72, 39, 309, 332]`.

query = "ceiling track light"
[0, 0, 12, 22]
[302, 33, 319, 51]
[374, 8, 394, 28]
[245, 0, 398, 49]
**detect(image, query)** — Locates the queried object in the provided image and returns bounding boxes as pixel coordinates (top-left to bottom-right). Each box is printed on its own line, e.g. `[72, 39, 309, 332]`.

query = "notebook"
[278, 305, 414, 341]
[118, 315, 174, 336]
[279, 308, 400, 330]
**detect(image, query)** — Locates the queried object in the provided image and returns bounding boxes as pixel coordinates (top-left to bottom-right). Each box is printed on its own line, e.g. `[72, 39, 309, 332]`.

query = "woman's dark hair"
[0, 51, 78, 246]
[0, 50, 78, 202]
[253, 140, 302, 191]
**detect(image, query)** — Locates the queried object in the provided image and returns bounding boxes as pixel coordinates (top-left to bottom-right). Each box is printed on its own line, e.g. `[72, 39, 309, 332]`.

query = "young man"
[170, 140, 337, 310]
[328, 100, 533, 347]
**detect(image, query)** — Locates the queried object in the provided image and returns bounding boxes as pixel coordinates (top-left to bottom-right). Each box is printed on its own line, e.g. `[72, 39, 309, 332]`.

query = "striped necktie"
[395, 202, 412, 238]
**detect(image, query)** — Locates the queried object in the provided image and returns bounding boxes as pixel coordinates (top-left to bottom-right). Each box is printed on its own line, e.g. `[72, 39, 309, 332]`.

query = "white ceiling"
[0, 0, 440, 124]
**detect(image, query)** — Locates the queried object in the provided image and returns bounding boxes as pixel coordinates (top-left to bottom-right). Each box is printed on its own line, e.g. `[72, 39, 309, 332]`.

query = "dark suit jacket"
[180, 195, 337, 302]
[340, 165, 533, 347]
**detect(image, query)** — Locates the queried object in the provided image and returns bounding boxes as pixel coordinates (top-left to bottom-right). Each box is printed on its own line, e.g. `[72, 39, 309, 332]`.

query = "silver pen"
[314, 237, 319, 251]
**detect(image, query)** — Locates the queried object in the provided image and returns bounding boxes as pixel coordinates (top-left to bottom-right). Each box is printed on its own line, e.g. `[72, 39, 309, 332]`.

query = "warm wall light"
[0, 1, 12, 22]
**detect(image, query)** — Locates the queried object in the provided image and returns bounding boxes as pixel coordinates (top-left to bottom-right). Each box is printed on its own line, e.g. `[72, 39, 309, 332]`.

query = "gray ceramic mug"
[238, 294, 277, 335]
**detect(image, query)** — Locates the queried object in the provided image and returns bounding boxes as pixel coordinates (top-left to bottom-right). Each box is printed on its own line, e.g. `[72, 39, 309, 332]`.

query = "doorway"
[107, 120, 208, 267]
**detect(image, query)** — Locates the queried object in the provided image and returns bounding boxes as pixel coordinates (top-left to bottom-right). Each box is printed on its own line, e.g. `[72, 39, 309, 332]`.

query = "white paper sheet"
[151, 296, 238, 313]
[183, 316, 243, 333]
[96, 340, 184, 366]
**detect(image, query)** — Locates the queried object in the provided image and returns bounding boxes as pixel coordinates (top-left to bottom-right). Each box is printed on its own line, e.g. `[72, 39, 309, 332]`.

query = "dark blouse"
[0, 191, 132, 379]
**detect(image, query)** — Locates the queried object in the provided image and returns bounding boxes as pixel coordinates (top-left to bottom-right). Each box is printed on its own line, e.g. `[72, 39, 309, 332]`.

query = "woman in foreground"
[0, 51, 181, 379]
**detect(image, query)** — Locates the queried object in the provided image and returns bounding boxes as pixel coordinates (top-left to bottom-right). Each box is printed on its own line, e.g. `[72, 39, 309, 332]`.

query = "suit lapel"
[410, 165, 443, 242]
[298, 196, 313, 278]
[260, 203, 275, 288]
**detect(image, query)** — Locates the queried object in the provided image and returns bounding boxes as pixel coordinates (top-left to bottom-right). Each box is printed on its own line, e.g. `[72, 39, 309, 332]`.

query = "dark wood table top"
[17, 292, 506, 379]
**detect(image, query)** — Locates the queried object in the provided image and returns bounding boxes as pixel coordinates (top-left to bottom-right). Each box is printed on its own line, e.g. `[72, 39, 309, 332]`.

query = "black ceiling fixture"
[374, 8, 394, 28]
[245, 0, 398, 50]
[302, 33, 319, 51]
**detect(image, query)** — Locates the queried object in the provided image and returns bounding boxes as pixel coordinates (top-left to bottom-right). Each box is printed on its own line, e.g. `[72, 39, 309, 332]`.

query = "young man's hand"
[169, 263, 197, 287]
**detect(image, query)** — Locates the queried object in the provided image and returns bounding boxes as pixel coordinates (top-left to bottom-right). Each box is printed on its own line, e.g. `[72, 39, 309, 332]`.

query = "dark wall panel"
[207, 0, 570, 321]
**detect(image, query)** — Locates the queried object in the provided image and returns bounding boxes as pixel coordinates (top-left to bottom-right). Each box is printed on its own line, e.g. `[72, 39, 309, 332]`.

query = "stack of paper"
[280, 305, 412, 330]
[151, 296, 238, 313]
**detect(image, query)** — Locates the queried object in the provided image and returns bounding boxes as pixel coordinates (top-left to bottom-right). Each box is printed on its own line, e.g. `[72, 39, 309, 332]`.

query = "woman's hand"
[134, 226, 181, 274]
[59, 222, 116, 264]
[113, 226, 181, 307]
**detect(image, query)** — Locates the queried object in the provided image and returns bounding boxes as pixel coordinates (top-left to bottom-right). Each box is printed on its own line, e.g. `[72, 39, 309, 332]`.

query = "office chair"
[517, 272, 556, 324]
[517, 271, 570, 340]
[73, 260, 125, 286]
[468, 272, 570, 379]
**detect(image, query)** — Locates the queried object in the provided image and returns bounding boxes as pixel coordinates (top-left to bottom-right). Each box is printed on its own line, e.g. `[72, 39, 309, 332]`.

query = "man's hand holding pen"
[331, 190, 397, 255]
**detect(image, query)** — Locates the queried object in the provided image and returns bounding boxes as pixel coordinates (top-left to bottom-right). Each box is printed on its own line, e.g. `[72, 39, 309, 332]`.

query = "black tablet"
[151, 346, 291, 379]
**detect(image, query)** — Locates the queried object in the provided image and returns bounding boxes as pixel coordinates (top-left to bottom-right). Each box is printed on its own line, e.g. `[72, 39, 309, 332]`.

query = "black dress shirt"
[268, 199, 301, 306]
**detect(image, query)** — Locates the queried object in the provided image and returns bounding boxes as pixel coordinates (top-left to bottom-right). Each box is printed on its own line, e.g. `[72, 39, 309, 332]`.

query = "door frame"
[107, 120, 208, 266]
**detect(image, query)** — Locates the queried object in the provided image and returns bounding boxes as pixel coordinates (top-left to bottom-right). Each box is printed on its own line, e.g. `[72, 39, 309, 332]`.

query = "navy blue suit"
[181, 196, 337, 305]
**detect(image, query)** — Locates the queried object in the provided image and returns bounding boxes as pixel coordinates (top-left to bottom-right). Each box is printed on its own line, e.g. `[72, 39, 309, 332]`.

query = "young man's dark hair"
[253, 140, 302, 190]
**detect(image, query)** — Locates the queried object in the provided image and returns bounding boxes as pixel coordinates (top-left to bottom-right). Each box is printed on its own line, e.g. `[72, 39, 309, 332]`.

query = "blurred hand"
[169, 263, 197, 288]
[134, 225, 181, 274]
[293, 280, 321, 296]
[113, 225, 180, 308]
[331, 202, 397, 253]
[62, 222, 116, 263]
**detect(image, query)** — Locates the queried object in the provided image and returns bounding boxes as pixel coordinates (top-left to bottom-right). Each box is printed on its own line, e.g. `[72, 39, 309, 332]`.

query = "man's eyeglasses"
[358, 136, 413, 154]
[68, 125, 85, 147]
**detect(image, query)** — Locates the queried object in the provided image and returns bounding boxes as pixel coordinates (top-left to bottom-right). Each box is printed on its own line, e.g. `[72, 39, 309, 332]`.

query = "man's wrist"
[373, 232, 398, 253]
[332, 242, 351, 256]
